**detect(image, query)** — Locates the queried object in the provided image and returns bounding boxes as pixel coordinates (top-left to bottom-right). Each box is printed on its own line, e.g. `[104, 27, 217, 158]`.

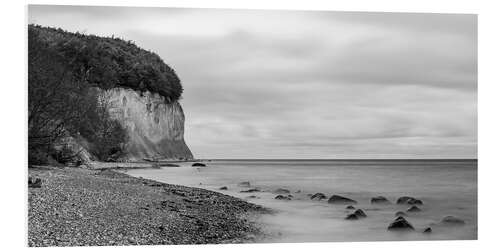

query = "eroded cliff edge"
[29, 25, 194, 162]
[104, 88, 193, 161]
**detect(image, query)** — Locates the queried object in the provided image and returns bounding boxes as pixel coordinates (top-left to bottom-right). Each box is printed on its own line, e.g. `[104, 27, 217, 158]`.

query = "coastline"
[28, 166, 271, 246]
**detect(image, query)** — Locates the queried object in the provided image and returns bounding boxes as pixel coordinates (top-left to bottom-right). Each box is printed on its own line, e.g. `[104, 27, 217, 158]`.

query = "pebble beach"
[28, 166, 270, 246]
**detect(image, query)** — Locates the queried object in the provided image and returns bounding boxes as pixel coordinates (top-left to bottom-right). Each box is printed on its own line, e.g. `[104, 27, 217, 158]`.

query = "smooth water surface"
[126, 159, 477, 242]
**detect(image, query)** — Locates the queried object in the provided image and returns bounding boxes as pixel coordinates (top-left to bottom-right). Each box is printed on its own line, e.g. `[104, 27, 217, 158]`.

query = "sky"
[28, 5, 477, 159]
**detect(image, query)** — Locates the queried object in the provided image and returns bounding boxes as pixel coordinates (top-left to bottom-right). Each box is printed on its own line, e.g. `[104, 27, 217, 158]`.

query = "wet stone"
[395, 211, 407, 217]
[275, 195, 291, 201]
[310, 193, 327, 201]
[240, 188, 260, 193]
[345, 214, 359, 220]
[191, 163, 207, 167]
[407, 205, 421, 212]
[354, 209, 367, 218]
[371, 196, 390, 204]
[327, 195, 357, 204]
[441, 216, 466, 225]
[388, 216, 415, 231]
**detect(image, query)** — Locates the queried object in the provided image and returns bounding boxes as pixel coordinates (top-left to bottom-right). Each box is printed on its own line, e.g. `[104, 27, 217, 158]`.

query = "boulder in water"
[397, 196, 423, 205]
[237, 181, 251, 187]
[395, 211, 407, 217]
[192, 162, 206, 167]
[327, 195, 357, 204]
[346, 205, 356, 210]
[345, 214, 359, 220]
[387, 216, 415, 231]
[396, 196, 412, 204]
[407, 205, 421, 212]
[408, 199, 423, 205]
[160, 163, 181, 167]
[440, 216, 466, 225]
[371, 196, 390, 204]
[310, 193, 327, 200]
[275, 195, 291, 200]
[240, 188, 260, 193]
[219, 186, 228, 190]
[354, 209, 367, 218]
[273, 188, 291, 194]
[423, 227, 432, 233]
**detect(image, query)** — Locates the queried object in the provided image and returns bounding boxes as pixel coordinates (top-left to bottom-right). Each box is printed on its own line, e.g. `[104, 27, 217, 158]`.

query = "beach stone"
[408, 199, 423, 205]
[354, 209, 367, 218]
[423, 227, 432, 233]
[396, 196, 412, 204]
[246, 195, 258, 199]
[28, 177, 42, 188]
[440, 216, 466, 225]
[371, 196, 390, 204]
[407, 205, 421, 212]
[191, 162, 207, 167]
[310, 193, 327, 200]
[346, 205, 356, 210]
[160, 163, 181, 167]
[327, 195, 357, 204]
[345, 214, 359, 220]
[219, 186, 228, 190]
[238, 181, 251, 187]
[397, 196, 423, 205]
[395, 211, 407, 217]
[275, 195, 291, 200]
[387, 216, 415, 231]
[240, 188, 260, 193]
[273, 188, 291, 194]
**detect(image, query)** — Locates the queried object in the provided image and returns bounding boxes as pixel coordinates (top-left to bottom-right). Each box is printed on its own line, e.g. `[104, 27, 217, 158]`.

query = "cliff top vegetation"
[29, 24, 183, 102]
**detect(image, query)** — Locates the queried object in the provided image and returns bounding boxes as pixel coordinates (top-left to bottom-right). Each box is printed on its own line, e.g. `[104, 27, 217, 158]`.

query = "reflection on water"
[127, 159, 477, 242]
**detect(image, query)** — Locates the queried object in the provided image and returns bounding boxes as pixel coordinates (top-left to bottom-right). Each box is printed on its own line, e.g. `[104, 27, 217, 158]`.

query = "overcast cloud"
[29, 5, 477, 159]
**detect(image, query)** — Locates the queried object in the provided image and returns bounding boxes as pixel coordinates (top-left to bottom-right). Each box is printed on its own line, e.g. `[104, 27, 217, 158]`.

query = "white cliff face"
[103, 88, 193, 161]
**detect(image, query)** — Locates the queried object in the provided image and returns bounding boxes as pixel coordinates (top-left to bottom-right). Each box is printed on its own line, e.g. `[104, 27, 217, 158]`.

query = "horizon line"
[197, 158, 478, 161]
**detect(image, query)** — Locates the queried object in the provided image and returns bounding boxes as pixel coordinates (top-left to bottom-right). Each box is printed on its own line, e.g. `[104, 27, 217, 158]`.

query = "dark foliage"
[29, 24, 183, 102]
[75, 90, 128, 161]
[28, 28, 91, 162]
[28, 25, 128, 163]
[28, 149, 49, 166]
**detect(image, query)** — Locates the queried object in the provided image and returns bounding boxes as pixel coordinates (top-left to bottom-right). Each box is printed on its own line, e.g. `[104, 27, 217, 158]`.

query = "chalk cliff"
[29, 25, 194, 162]
[104, 88, 193, 161]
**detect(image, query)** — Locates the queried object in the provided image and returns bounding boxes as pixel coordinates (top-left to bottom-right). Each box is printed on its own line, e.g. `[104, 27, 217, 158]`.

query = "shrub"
[77, 91, 128, 161]
[28, 150, 48, 166]
[29, 24, 183, 102]
[28, 24, 129, 164]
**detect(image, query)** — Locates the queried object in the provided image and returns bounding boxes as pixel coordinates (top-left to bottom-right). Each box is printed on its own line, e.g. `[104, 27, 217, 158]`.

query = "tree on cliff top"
[29, 24, 183, 102]
[28, 27, 127, 165]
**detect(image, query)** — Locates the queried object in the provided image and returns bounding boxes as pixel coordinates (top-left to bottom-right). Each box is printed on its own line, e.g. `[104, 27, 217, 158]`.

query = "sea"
[126, 159, 477, 242]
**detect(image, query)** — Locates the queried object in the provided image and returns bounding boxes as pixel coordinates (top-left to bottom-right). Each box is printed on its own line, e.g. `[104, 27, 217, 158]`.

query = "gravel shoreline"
[28, 166, 271, 246]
